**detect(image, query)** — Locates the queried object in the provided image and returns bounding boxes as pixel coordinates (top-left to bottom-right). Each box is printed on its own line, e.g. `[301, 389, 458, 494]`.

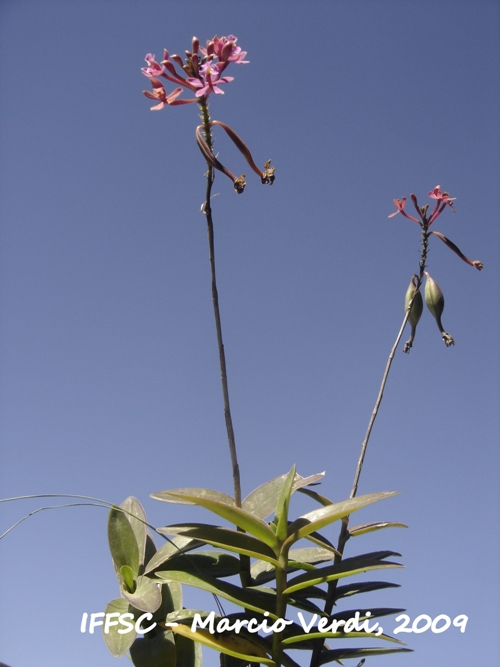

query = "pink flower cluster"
[389, 186, 483, 271]
[388, 185, 456, 226]
[142, 35, 248, 110]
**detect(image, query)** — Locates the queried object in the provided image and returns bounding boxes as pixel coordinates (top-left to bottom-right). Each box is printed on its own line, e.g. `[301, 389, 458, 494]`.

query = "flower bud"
[424, 272, 454, 347]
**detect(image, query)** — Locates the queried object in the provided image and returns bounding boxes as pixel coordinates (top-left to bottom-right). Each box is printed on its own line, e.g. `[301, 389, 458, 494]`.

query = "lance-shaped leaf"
[284, 492, 398, 548]
[150, 550, 241, 578]
[284, 551, 402, 595]
[170, 624, 274, 665]
[297, 486, 334, 508]
[243, 471, 325, 520]
[283, 629, 404, 646]
[152, 487, 235, 506]
[317, 647, 413, 665]
[129, 629, 176, 667]
[334, 580, 400, 601]
[329, 607, 406, 623]
[145, 536, 205, 575]
[102, 598, 136, 657]
[349, 521, 408, 537]
[154, 570, 280, 618]
[288, 546, 336, 566]
[120, 496, 148, 569]
[251, 546, 335, 584]
[108, 506, 140, 580]
[273, 465, 296, 541]
[152, 489, 279, 551]
[158, 524, 280, 566]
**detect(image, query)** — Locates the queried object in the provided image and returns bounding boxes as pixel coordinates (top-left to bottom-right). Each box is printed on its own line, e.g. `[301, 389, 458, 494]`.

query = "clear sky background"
[1, 1, 499, 666]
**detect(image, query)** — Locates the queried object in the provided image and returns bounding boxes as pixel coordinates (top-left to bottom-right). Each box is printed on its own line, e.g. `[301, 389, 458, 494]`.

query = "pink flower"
[428, 185, 456, 224]
[428, 185, 456, 205]
[188, 62, 234, 97]
[388, 197, 421, 224]
[201, 35, 249, 66]
[141, 54, 165, 78]
[388, 197, 406, 218]
[143, 78, 184, 110]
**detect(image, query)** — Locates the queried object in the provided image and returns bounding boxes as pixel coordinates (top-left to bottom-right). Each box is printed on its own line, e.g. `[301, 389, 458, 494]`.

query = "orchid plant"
[99, 34, 483, 667]
[0, 32, 483, 667]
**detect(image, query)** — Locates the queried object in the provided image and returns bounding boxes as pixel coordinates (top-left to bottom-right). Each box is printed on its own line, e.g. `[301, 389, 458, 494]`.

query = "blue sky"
[1, 1, 499, 665]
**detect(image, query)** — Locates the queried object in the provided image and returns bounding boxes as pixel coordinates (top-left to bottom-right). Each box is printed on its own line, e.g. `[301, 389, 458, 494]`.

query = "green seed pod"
[403, 274, 423, 353]
[424, 271, 444, 320]
[424, 271, 454, 347]
[405, 275, 423, 327]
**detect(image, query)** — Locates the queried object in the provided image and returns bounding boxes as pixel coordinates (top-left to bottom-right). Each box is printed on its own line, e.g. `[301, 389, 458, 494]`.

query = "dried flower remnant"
[429, 231, 483, 270]
[196, 121, 274, 193]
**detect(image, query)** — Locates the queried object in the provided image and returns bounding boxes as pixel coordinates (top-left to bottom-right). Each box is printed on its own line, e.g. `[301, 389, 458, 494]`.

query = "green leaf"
[296, 487, 333, 507]
[129, 629, 176, 667]
[334, 580, 400, 601]
[283, 629, 404, 646]
[144, 532, 158, 567]
[303, 530, 338, 554]
[317, 647, 413, 665]
[348, 521, 408, 536]
[174, 631, 203, 667]
[120, 496, 148, 569]
[170, 624, 274, 664]
[120, 565, 136, 592]
[328, 607, 406, 622]
[145, 536, 205, 574]
[150, 550, 241, 578]
[158, 508, 278, 561]
[158, 580, 183, 616]
[122, 574, 162, 614]
[152, 487, 235, 506]
[288, 547, 336, 566]
[153, 490, 279, 551]
[154, 570, 279, 618]
[284, 551, 403, 595]
[274, 465, 296, 542]
[251, 547, 334, 585]
[102, 598, 136, 658]
[108, 506, 140, 578]
[242, 471, 325, 520]
[158, 524, 280, 566]
[285, 491, 398, 547]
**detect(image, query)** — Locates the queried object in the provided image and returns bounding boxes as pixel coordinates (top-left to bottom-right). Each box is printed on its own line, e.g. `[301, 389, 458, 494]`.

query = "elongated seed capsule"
[403, 275, 423, 353]
[424, 272, 454, 347]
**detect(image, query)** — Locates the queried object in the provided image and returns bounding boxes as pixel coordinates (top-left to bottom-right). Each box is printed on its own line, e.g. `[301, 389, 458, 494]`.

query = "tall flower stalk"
[142, 36, 274, 508]
[198, 97, 242, 507]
